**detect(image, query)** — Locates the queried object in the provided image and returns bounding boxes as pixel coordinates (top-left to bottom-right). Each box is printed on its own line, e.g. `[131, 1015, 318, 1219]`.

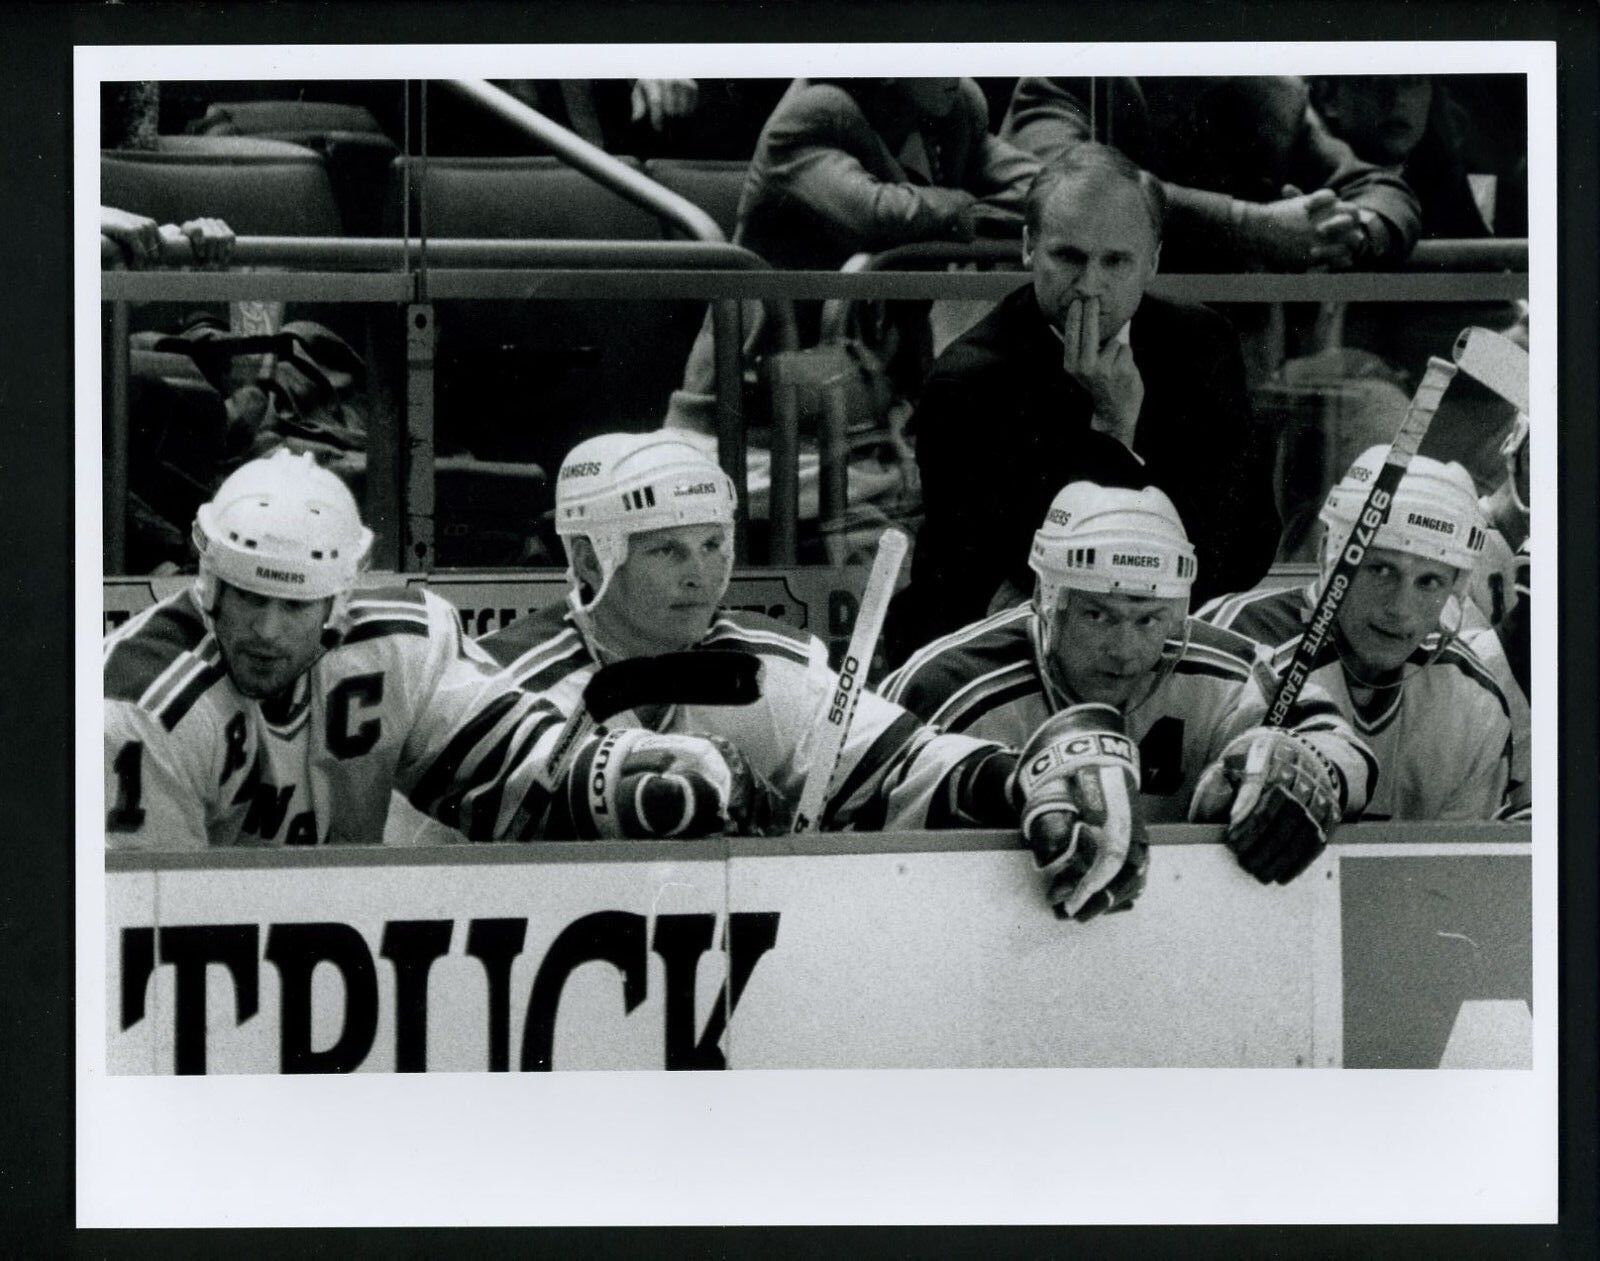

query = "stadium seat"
[102, 135, 342, 236]
[642, 158, 749, 239]
[385, 154, 663, 240]
[103, 136, 349, 341]
[381, 156, 707, 480]
[183, 101, 402, 237]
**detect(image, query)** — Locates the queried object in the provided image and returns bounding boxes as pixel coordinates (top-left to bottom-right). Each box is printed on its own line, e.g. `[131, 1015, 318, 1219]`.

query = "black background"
[3, 1, 1595, 1255]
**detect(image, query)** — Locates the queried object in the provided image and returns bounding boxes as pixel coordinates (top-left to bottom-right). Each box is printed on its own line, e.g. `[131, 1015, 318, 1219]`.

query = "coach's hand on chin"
[1058, 295, 1144, 451]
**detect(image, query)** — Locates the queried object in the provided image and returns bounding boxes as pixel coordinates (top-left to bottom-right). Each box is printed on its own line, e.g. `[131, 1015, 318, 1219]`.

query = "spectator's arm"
[1289, 107, 1422, 263]
[999, 77, 1095, 164]
[965, 133, 1042, 221]
[952, 83, 1042, 217]
[761, 87, 978, 250]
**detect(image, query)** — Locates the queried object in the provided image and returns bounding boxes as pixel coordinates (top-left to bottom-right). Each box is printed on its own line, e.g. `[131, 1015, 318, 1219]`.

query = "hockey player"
[103, 449, 761, 848]
[1199, 447, 1524, 820]
[477, 433, 1145, 920]
[880, 481, 1378, 885]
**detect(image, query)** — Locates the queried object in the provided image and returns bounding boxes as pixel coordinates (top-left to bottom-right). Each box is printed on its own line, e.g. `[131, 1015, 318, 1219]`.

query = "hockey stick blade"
[582, 649, 764, 723]
[1264, 355, 1458, 727]
[541, 650, 764, 790]
[791, 528, 910, 833]
[1453, 326, 1529, 414]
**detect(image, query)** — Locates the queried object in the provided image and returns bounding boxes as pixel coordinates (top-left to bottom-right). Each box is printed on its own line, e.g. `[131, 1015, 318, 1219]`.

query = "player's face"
[212, 584, 332, 700]
[1336, 547, 1459, 675]
[595, 523, 733, 654]
[1026, 174, 1160, 345]
[1048, 590, 1186, 707]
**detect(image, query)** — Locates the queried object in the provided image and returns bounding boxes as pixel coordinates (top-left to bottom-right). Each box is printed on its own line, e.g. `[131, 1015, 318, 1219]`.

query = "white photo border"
[76, 41, 1558, 1227]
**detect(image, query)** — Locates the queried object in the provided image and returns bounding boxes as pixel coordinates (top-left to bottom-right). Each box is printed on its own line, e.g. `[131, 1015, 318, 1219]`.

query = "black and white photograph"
[75, 37, 1561, 1229]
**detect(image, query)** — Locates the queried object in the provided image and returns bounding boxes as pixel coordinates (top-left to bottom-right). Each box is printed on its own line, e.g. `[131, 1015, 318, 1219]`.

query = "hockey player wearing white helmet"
[104, 450, 581, 848]
[1200, 446, 1527, 820]
[881, 481, 1377, 894]
[478, 433, 1047, 850]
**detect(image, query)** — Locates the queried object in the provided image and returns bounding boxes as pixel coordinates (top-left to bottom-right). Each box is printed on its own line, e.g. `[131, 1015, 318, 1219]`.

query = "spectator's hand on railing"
[100, 205, 163, 269]
[1234, 186, 1372, 270]
[161, 218, 236, 270]
[630, 78, 699, 132]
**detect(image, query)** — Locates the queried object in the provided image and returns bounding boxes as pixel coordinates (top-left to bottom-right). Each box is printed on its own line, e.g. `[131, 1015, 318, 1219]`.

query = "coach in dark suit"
[897, 143, 1281, 654]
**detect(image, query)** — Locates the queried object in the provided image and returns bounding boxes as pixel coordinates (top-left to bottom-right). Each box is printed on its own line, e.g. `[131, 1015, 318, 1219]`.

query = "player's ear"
[1021, 224, 1034, 269]
[1147, 240, 1161, 280]
[570, 537, 603, 591]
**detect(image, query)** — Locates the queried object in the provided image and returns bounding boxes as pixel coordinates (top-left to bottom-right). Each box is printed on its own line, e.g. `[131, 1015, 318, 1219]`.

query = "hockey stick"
[1264, 355, 1459, 728]
[1453, 325, 1529, 414]
[540, 649, 765, 787]
[791, 528, 910, 833]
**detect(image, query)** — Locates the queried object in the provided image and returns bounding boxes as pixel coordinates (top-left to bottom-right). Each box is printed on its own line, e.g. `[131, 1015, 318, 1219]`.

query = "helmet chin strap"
[1327, 590, 1463, 694]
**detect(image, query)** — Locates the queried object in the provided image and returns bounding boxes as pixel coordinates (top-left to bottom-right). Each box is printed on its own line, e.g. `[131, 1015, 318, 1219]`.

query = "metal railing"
[100, 238, 1529, 569]
[841, 237, 1530, 274]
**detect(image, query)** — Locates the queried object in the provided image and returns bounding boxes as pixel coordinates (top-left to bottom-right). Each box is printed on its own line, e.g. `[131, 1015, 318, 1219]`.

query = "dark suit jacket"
[902, 286, 1281, 647]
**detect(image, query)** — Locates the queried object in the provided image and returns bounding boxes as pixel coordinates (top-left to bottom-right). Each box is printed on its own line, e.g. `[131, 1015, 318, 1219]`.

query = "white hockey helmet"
[192, 448, 373, 618]
[1029, 482, 1197, 615]
[554, 432, 737, 609]
[1318, 446, 1487, 588]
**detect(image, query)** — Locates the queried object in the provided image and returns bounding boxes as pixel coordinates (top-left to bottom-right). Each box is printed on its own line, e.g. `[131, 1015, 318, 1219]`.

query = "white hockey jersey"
[878, 605, 1377, 824]
[476, 603, 1006, 832]
[103, 586, 564, 849]
[1197, 583, 1525, 821]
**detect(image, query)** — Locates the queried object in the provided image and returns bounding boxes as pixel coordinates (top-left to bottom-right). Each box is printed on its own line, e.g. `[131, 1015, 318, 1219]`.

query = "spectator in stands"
[1001, 76, 1422, 271]
[1308, 75, 1494, 238]
[893, 144, 1280, 658]
[663, 77, 1040, 437]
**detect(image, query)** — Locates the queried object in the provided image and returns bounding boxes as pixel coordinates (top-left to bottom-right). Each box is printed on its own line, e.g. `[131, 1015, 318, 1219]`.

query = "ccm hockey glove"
[558, 729, 780, 839]
[1009, 704, 1150, 922]
[1190, 728, 1344, 884]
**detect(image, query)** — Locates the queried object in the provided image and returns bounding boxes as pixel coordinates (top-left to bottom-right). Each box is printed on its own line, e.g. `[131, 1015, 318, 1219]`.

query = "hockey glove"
[1189, 728, 1344, 885]
[1009, 704, 1149, 922]
[560, 729, 781, 839]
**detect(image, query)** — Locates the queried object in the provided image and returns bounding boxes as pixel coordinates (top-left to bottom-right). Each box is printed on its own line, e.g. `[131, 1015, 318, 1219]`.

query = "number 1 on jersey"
[109, 740, 146, 831]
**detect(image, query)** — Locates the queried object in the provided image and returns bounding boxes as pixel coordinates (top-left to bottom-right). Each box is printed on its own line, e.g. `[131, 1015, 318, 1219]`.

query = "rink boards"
[104, 826, 1532, 1074]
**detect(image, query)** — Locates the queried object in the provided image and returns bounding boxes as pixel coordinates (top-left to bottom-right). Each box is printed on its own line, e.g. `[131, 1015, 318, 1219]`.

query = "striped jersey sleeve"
[697, 611, 1004, 832]
[103, 591, 226, 850]
[878, 606, 1039, 734]
[354, 588, 568, 841]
